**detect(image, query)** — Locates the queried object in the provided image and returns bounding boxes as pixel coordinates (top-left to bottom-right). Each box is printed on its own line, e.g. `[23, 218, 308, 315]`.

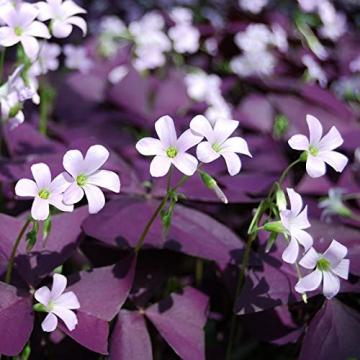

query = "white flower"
[190, 115, 251, 176]
[169, 23, 200, 54]
[34, 274, 80, 332]
[108, 65, 128, 85]
[62, 145, 121, 214]
[234, 24, 273, 53]
[271, 23, 288, 53]
[279, 188, 313, 264]
[319, 188, 351, 220]
[99, 15, 126, 37]
[30, 41, 61, 76]
[288, 114, 348, 178]
[298, 0, 322, 12]
[0, 2, 50, 60]
[136, 115, 203, 177]
[170, 7, 193, 24]
[64, 44, 93, 73]
[15, 163, 73, 221]
[295, 240, 350, 299]
[302, 54, 327, 88]
[239, 0, 268, 14]
[318, 2, 346, 41]
[36, 0, 87, 38]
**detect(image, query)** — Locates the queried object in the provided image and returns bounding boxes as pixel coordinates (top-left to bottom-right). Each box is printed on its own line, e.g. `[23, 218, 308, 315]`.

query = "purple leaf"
[145, 287, 208, 360]
[299, 300, 360, 360]
[0, 282, 33, 356]
[110, 310, 152, 360]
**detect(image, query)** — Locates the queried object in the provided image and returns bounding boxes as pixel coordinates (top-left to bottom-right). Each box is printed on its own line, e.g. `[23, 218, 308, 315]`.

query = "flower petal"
[31, 196, 50, 221]
[306, 155, 326, 178]
[176, 129, 203, 152]
[295, 269, 322, 294]
[221, 152, 241, 176]
[54, 291, 80, 309]
[83, 145, 110, 175]
[136, 137, 164, 156]
[172, 153, 198, 176]
[42, 313, 58, 332]
[322, 271, 340, 299]
[52, 308, 78, 331]
[67, 16, 87, 36]
[15, 179, 38, 197]
[31, 163, 52, 189]
[221, 137, 251, 156]
[83, 184, 106, 214]
[51, 20, 73, 38]
[36, 2, 52, 21]
[21, 36, 40, 61]
[318, 151, 348, 173]
[189, 115, 214, 141]
[49, 193, 74, 212]
[0, 28, 19, 47]
[214, 119, 238, 144]
[51, 273, 67, 299]
[34, 286, 51, 306]
[323, 239, 348, 267]
[63, 149, 84, 178]
[155, 115, 177, 148]
[49, 172, 72, 194]
[286, 188, 303, 217]
[332, 259, 349, 280]
[62, 0, 86, 17]
[291, 228, 313, 251]
[196, 142, 220, 163]
[319, 126, 343, 151]
[288, 134, 309, 151]
[292, 206, 311, 229]
[282, 237, 300, 264]
[306, 114, 323, 145]
[63, 182, 84, 205]
[299, 247, 320, 269]
[87, 170, 120, 193]
[26, 21, 50, 38]
[150, 155, 172, 177]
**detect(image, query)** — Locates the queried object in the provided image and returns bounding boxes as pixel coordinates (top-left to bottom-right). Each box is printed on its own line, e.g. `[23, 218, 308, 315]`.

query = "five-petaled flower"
[36, 0, 87, 38]
[62, 145, 121, 214]
[34, 273, 80, 332]
[288, 114, 348, 178]
[190, 115, 251, 176]
[136, 115, 203, 177]
[15, 163, 73, 221]
[279, 188, 313, 264]
[0, 2, 50, 60]
[295, 240, 350, 299]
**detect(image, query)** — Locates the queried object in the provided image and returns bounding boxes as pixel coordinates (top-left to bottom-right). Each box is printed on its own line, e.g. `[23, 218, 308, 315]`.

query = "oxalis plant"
[0, 1, 359, 360]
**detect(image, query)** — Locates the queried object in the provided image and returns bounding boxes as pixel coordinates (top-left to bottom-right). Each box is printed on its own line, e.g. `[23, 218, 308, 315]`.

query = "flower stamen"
[76, 174, 88, 186]
[38, 189, 50, 200]
[166, 146, 178, 158]
[316, 257, 331, 271]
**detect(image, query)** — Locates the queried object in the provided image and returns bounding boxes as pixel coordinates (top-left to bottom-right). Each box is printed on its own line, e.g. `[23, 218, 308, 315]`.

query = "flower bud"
[200, 171, 228, 204]
[263, 221, 285, 234]
[276, 188, 287, 211]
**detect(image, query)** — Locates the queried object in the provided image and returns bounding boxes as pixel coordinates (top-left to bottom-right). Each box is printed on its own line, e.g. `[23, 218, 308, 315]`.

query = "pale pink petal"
[31, 196, 50, 221]
[331, 259, 349, 280]
[83, 145, 109, 175]
[282, 237, 299, 264]
[221, 152, 241, 176]
[0, 28, 19, 47]
[291, 228, 313, 251]
[21, 36, 40, 60]
[176, 129, 203, 152]
[49, 194, 74, 212]
[15, 179, 38, 197]
[323, 239, 347, 267]
[214, 119, 238, 144]
[34, 286, 51, 306]
[322, 271, 340, 299]
[155, 115, 177, 148]
[288, 134, 309, 151]
[51, 273, 67, 299]
[172, 153, 198, 176]
[299, 247, 319, 269]
[63, 149, 84, 178]
[292, 206, 311, 229]
[49, 172, 72, 194]
[87, 170, 120, 193]
[62, 0, 86, 17]
[0, 6, 17, 27]
[51, 20, 73, 38]
[306, 155, 326, 178]
[136, 137, 164, 156]
[54, 291, 80, 309]
[221, 137, 251, 156]
[36, 2, 52, 21]
[286, 188, 303, 216]
[189, 115, 214, 141]
[18, 3, 39, 28]
[319, 126, 343, 151]
[52, 308, 78, 331]
[150, 155, 172, 177]
[295, 269, 322, 293]
[63, 182, 84, 205]
[196, 142, 220, 163]
[26, 21, 50, 38]
[66, 16, 87, 36]
[31, 163, 52, 189]
[306, 114, 323, 145]
[83, 184, 105, 214]
[42, 313, 58, 332]
[318, 151, 348, 173]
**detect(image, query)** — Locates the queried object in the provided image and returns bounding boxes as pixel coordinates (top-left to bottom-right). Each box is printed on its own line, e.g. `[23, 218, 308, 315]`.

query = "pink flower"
[15, 163, 73, 221]
[62, 145, 121, 214]
[34, 274, 80, 332]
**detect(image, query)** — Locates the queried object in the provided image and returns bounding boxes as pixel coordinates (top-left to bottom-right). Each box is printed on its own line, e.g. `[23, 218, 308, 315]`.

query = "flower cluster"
[15, 145, 121, 220]
[238, 0, 269, 14]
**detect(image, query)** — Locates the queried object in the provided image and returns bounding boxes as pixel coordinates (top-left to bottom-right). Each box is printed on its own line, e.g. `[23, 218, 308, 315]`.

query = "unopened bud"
[200, 171, 228, 204]
[276, 188, 287, 211]
[264, 221, 285, 234]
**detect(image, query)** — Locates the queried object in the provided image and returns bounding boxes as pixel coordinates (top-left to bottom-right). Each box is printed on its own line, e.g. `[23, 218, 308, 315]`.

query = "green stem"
[278, 158, 302, 186]
[195, 259, 204, 287]
[0, 48, 5, 85]
[5, 218, 32, 284]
